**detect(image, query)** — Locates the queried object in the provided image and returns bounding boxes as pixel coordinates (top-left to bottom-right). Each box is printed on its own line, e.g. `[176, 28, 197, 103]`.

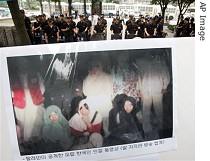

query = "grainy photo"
[7, 48, 173, 155]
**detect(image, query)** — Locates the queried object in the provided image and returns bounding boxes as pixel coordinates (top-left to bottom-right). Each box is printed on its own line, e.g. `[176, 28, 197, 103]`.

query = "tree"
[51, 0, 62, 14]
[84, 0, 87, 15]
[7, 0, 31, 46]
[48, 0, 52, 15]
[91, 0, 102, 15]
[173, 0, 195, 25]
[151, 0, 173, 22]
[58, 0, 62, 14]
[68, 0, 72, 16]
[38, 0, 44, 14]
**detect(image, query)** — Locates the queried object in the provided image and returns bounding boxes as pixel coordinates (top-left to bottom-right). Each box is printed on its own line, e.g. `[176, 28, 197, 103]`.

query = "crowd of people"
[9, 51, 172, 155]
[110, 14, 195, 39]
[174, 15, 195, 37]
[19, 9, 195, 45]
[21, 10, 108, 44]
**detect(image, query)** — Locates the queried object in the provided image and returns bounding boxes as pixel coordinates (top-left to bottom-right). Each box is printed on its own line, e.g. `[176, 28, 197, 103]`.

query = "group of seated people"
[16, 93, 144, 154]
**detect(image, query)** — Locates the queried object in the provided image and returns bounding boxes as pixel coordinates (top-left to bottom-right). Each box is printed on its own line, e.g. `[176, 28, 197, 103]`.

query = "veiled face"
[124, 100, 134, 113]
[79, 103, 90, 116]
[89, 63, 102, 75]
[49, 112, 59, 123]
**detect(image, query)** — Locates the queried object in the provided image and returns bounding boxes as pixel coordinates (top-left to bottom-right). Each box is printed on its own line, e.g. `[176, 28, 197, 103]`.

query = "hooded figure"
[69, 99, 103, 150]
[107, 96, 143, 145]
[42, 105, 74, 151]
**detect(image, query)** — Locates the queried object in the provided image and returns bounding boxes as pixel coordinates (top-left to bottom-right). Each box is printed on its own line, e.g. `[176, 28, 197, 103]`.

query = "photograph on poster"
[6, 46, 173, 157]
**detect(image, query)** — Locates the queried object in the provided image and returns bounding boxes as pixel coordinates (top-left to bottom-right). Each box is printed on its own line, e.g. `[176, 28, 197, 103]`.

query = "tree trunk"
[161, 7, 166, 23]
[99, 1, 102, 15]
[39, 0, 44, 14]
[68, 0, 72, 16]
[176, 13, 181, 25]
[48, 0, 52, 15]
[58, 0, 62, 14]
[84, 0, 87, 15]
[55, 2, 57, 13]
[91, 0, 101, 15]
[7, 0, 31, 46]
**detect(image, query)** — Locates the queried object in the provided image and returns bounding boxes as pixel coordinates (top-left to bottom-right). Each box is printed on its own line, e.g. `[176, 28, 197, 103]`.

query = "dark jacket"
[109, 110, 143, 144]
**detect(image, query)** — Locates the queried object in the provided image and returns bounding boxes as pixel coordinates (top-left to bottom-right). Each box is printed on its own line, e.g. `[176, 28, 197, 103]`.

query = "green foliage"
[151, 0, 173, 5]
[151, 0, 159, 5]
[172, 0, 195, 5]
[168, 24, 176, 31]
[169, 15, 174, 20]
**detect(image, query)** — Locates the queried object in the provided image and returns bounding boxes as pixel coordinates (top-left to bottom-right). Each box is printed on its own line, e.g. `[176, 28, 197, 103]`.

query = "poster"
[0, 39, 177, 161]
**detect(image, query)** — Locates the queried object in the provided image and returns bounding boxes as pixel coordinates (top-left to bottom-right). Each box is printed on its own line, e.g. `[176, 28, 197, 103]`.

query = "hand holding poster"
[0, 39, 176, 161]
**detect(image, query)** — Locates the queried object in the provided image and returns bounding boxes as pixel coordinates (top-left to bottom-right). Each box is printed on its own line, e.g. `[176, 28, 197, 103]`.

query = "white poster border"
[0, 38, 177, 161]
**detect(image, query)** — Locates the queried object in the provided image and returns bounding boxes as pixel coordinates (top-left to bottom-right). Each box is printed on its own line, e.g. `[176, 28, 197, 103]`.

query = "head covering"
[124, 96, 136, 109]
[69, 96, 85, 119]
[20, 9, 25, 14]
[78, 99, 89, 110]
[42, 105, 73, 147]
[69, 99, 102, 132]
[112, 94, 127, 111]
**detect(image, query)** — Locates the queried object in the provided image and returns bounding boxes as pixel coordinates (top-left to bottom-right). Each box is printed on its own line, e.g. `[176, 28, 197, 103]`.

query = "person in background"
[44, 19, 60, 44]
[144, 17, 157, 38]
[61, 16, 76, 42]
[125, 19, 138, 39]
[110, 18, 123, 40]
[32, 15, 42, 44]
[180, 17, 190, 37]
[69, 99, 103, 150]
[156, 17, 166, 38]
[92, 20, 105, 41]
[57, 14, 66, 42]
[136, 15, 145, 38]
[175, 14, 184, 37]
[40, 14, 48, 40]
[84, 15, 92, 41]
[99, 14, 107, 39]
[77, 15, 88, 41]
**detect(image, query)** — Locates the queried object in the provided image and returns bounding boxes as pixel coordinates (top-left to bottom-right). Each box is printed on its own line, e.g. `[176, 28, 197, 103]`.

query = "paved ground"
[0, 18, 14, 26]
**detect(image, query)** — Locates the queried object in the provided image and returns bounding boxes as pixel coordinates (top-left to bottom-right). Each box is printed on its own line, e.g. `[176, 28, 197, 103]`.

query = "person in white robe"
[82, 62, 113, 136]
[136, 55, 170, 140]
